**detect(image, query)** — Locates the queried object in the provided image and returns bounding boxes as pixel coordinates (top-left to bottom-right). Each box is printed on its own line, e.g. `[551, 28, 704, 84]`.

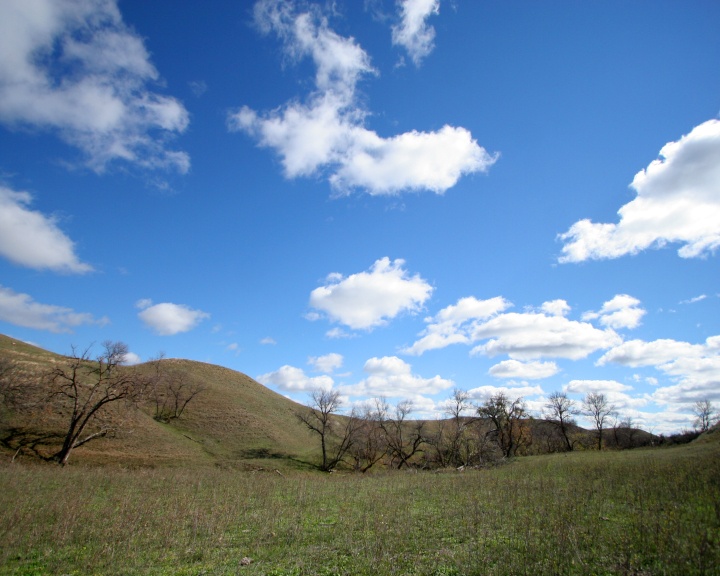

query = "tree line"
[297, 388, 718, 472]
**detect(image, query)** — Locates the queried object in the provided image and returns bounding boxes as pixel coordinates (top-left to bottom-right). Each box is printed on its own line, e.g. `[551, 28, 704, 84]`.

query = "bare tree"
[477, 393, 530, 458]
[375, 398, 425, 469]
[296, 389, 360, 472]
[692, 399, 717, 432]
[148, 357, 205, 422]
[583, 392, 616, 451]
[347, 403, 387, 473]
[543, 391, 579, 451]
[611, 414, 642, 449]
[445, 388, 477, 466]
[44, 341, 151, 466]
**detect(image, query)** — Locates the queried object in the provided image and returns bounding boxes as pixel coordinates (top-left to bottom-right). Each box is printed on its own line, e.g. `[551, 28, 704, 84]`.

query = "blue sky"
[1, 0, 719, 434]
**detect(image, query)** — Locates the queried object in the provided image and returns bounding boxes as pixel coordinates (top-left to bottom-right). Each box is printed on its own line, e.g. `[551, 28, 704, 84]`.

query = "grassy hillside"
[0, 335, 317, 469]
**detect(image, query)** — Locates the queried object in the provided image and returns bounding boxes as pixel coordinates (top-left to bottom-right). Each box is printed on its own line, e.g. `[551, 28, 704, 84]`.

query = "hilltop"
[0, 334, 318, 469]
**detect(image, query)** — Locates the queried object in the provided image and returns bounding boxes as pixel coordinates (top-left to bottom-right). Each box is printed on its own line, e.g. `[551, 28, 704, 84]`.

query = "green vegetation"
[1, 441, 718, 575]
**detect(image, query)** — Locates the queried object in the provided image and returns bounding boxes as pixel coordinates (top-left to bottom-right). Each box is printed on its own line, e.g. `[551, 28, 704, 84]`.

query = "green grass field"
[1, 441, 718, 576]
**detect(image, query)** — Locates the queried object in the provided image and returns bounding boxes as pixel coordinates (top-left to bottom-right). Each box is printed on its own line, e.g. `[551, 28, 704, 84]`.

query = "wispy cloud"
[0, 186, 92, 273]
[680, 294, 707, 305]
[0, 285, 108, 333]
[0, 0, 189, 173]
[392, 0, 440, 66]
[559, 119, 720, 262]
[230, 0, 495, 195]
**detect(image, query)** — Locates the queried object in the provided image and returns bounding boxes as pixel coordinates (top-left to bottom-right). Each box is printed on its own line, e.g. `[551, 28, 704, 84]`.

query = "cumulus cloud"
[0, 285, 108, 333]
[121, 351, 142, 366]
[308, 352, 343, 373]
[559, 119, 720, 262]
[392, 0, 440, 66]
[308, 257, 432, 330]
[257, 364, 333, 392]
[137, 300, 210, 336]
[229, 0, 495, 195]
[471, 312, 621, 361]
[0, 186, 92, 273]
[402, 296, 511, 355]
[598, 336, 720, 405]
[0, 0, 189, 173]
[582, 294, 646, 330]
[597, 338, 706, 368]
[338, 355, 453, 398]
[488, 359, 559, 380]
[404, 296, 621, 360]
[541, 299, 571, 317]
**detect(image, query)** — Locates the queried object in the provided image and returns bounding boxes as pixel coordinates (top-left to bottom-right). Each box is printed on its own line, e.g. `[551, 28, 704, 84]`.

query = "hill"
[0, 334, 668, 470]
[0, 335, 318, 469]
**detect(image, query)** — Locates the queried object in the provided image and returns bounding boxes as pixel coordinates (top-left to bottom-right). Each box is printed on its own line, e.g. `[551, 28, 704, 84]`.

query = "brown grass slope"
[0, 334, 317, 469]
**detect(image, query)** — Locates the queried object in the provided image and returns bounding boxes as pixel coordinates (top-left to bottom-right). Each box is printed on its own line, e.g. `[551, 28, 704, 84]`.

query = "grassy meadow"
[1, 440, 718, 576]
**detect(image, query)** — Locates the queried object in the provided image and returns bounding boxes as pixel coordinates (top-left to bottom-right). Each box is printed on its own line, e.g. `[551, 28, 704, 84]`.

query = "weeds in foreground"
[0, 443, 718, 575]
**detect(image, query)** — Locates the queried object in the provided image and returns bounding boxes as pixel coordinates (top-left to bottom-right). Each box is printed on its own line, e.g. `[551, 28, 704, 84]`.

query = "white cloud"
[564, 379, 633, 395]
[402, 296, 511, 355]
[257, 364, 333, 392]
[137, 300, 210, 336]
[0, 186, 92, 273]
[680, 294, 707, 305]
[0, 285, 108, 333]
[559, 119, 720, 262]
[405, 296, 622, 360]
[325, 327, 354, 339]
[309, 257, 432, 330]
[597, 338, 705, 368]
[468, 383, 544, 401]
[0, 0, 189, 173]
[470, 312, 622, 360]
[582, 294, 645, 330]
[260, 336, 277, 345]
[121, 351, 142, 366]
[541, 299, 571, 317]
[229, 0, 496, 195]
[338, 355, 453, 398]
[392, 0, 440, 66]
[563, 379, 648, 411]
[308, 352, 343, 373]
[598, 336, 720, 406]
[488, 359, 559, 380]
